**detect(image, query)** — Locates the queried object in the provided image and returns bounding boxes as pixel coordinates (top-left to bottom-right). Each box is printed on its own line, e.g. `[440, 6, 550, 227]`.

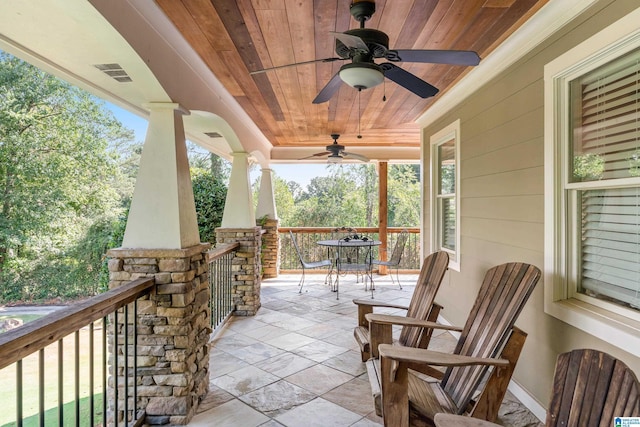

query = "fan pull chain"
[383, 79, 387, 102]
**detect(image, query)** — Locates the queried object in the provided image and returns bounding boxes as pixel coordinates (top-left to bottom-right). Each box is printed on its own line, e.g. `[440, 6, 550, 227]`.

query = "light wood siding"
[421, 0, 640, 409]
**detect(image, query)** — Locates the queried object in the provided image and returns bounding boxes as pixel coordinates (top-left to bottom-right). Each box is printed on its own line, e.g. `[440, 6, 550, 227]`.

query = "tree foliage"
[0, 52, 135, 301]
[267, 163, 420, 228]
[192, 154, 228, 244]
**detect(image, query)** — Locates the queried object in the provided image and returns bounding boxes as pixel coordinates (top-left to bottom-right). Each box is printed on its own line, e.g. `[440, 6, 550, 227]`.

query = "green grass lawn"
[0, 327, 106, 426]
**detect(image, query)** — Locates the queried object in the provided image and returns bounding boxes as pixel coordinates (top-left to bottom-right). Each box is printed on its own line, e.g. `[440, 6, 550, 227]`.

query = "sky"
[105, 102, 331, 188]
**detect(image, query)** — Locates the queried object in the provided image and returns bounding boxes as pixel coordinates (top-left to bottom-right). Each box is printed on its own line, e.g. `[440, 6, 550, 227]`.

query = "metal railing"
[0, 277, 155, 427]
[207, 242, 240, 332]
[279, 227, 421, 272]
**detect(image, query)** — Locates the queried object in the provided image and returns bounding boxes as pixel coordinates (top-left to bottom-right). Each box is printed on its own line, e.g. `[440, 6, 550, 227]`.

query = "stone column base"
[106, 243, 211, 426]
[215, 227, 261, 316]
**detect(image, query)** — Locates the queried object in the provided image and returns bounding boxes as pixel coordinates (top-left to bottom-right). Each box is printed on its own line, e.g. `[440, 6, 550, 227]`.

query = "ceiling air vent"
[94, 63, 132, 83]
[204, 132, 222, 138]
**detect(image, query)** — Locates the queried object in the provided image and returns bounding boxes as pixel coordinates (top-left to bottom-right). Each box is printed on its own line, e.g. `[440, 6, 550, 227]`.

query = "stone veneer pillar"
[215, 227, 262, 315]
[106, 243, 210, 426]
[259, 218, 280, 279]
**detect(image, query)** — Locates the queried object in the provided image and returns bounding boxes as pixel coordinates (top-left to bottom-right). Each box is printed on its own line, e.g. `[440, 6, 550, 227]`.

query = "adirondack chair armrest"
[378, 344, 511, 369]
[434, 414, 501, 427]
[353, 299, 409, 327]
[366, 313, 463, 333]
[353, 299, 409, 310]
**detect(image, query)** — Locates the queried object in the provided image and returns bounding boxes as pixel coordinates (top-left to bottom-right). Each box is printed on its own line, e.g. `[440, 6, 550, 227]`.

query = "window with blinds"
[569, 47, 640, 311]
[430, 119, 460, 270]
[437, 141, 456, 253]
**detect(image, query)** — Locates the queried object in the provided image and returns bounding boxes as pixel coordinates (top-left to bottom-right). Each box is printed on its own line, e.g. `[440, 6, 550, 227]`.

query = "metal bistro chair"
[290, 230, 332, 293]
[373, 229, 409, 289]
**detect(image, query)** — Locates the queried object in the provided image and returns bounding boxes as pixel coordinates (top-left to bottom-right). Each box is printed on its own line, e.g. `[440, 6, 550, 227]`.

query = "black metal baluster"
[57, 340, 63, 426]
[133, 300, 138, 423]
[75, 331, 80, 426]
[40, 348, 45, 427]
[113, 311, 119, 426]
[90, 322, 95, 427]
[102, 316, 107, 426]
[16, 360, 23, 427]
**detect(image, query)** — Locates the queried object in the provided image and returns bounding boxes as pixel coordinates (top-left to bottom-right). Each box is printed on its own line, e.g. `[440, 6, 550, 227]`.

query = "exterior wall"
[421, 0, 640, 410]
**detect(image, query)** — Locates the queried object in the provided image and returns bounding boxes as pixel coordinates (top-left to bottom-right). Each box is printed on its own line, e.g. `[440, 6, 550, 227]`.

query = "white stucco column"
[255, 168, 278, 220]
[221, 152, 255, 227]
[121, 103, 200, 249]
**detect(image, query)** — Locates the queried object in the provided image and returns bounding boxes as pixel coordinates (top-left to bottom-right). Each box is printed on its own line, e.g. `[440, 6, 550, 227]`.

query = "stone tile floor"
[189, 274, 543, 427]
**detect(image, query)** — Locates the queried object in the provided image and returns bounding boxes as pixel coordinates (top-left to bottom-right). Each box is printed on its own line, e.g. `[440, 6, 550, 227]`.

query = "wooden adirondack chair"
[353, 251, 451, 415]
[377, 262, 541, 427]
[353, 251, 450, 362]
[434, 348, 640, 427]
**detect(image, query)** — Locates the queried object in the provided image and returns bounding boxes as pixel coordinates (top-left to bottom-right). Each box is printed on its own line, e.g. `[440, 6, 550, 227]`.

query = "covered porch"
[1, 0, 640, 425]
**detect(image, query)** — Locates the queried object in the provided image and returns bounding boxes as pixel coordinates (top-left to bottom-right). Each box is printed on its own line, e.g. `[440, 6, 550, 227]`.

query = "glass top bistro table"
[317, 238, 381, 299]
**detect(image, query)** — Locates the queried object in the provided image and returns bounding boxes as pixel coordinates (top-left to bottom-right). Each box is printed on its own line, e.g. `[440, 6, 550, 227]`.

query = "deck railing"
[0, 277, 155, 427]
[279, 227, 421, 272]
[207, 242, 240, 332]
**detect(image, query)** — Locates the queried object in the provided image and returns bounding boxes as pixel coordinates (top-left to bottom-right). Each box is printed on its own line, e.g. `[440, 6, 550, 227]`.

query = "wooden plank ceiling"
[156, 0, 548, 152]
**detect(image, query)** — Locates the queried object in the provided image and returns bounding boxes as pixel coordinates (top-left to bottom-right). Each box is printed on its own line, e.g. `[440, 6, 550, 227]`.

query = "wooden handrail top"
[206, 242, 240, 262]
[0, 277, 155, 370]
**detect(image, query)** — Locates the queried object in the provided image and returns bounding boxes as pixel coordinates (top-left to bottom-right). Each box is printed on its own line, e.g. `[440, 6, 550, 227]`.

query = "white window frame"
[430, 119, 461, 271]
[544, 8, 640, 353]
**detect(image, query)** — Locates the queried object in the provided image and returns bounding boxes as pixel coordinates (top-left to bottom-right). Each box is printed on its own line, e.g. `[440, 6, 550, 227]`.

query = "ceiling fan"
[303, 134, 368, 163]
[250, 0, 481, 104]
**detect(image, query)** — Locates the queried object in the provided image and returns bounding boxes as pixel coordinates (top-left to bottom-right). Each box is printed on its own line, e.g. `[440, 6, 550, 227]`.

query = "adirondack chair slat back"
[441, 262, 541, 412]
[547, 349, 640, 427]
[399, 251, 449, 348]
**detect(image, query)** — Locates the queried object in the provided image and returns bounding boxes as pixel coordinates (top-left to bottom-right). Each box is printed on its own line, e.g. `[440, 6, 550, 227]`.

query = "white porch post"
[221, 152, 255, 227]
[255, 167, 279, 278]
[109, 103, 210, 425]
[256, 167, 278, 220]
[121, 102, 199, 249]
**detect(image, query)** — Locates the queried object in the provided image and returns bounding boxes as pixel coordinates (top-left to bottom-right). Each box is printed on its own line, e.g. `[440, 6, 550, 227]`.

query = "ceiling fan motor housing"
[327, 143, 345, 152]
[335, 28, 389, 58]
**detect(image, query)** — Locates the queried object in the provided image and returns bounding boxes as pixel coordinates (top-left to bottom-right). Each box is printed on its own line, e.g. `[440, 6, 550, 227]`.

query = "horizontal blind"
[439, 196, 456, 252]
[580, 187, 640, 308]
[572, 49, 640, 181]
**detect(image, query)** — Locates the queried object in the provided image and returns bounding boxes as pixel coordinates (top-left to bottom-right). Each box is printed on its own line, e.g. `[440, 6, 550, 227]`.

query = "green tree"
[387, 164, 420, 226]
[290, 164, 376, 227]
[191, 154, 229, 243]
[0, 52, 135, 301]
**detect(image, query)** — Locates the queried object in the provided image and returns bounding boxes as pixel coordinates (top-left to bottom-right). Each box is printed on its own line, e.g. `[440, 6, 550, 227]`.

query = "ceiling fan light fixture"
[339, 62, 384, 90]
[327, 154, 343, 163]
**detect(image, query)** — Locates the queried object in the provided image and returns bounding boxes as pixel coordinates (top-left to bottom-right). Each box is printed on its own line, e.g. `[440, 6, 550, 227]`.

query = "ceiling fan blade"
[312, 72, 343, 104]
[380, 63, 439, 98]
[250, 57, 344, 75]
[299, 151, 330, 160]
[388, 49, 480, 66]
[330, 31, 369, 52]
[342, 151, 369, 162]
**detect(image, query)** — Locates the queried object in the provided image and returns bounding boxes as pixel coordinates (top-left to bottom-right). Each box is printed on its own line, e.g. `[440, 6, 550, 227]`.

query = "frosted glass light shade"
[339, 63, 384, 89]
[327, 154, 343, 163]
